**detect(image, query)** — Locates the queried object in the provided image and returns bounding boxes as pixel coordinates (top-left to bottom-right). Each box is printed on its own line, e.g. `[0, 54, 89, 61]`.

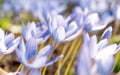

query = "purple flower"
[44, 10, 82, 43]
[77, 26, 120, 75]
[16, 38, 63, 69]
[0, 28, 20, 54]
[71, 7, 107, 32]
[22, 22, 50, 44]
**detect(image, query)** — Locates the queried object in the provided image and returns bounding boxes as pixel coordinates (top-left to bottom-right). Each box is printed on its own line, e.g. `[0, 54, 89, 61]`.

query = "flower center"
[28, 55, 35, 64]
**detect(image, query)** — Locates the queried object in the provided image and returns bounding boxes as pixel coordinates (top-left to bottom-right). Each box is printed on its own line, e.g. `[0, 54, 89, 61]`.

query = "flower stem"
[64, 38, 81, 75]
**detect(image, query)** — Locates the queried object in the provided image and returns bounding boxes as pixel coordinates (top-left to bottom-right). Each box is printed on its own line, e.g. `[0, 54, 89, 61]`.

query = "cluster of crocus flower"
[43, 7, 108, 44]
[77, 26, 120, 75]
[0, 21, 64, 75]
[1, 1, 120, 75]
[2, 0, 120, 23]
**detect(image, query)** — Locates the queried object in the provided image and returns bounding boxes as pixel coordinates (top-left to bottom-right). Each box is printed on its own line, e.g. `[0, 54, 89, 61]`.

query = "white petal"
[101, 26, 112, 40]
[53, 26, 65, 42]
[29, 69, 41, 75]
[95, 44, 118, 61]
[3, 37, 20, 54]
[66, 21, 78, 37]
[89, 35, 97, 59]
[86, 13, 100, 25]
[91, 55, 114, 75]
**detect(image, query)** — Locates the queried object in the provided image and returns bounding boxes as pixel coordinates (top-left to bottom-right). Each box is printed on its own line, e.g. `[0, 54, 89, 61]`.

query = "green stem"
[64, 39, 81, 75]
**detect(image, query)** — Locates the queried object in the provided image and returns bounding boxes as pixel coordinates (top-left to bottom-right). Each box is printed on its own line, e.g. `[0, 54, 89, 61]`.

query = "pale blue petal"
[89, 35, 97, 59]
[43, 55, 63, 66]
[85, 13, 100, 25]
[63, 28, 82, 42]
[25, 38, 37, 61]
[36, 45, 53, 59]
[55, 15, 66, 26]
[43, 11, 53, 34]
[36, 25, 50, 44]
[31, 55, 63, 68]
[51, 17, 58, 32]
[43, 9, 51, 23]
[28, 57, 48, 69]
[95, 44, 119, 61]
[26, 22, 37, 40]
[97, 39, 108, 50]
[90, 23, 107, 32]
[16, 38, 27, 65]
[0, 29, 7, 53]
[84, 23, 92, 32]
[77, 42, 91, 75]
[91, 55, 114, 75]
[37, 24, 49, 38]
[66, 21, 78, 37]
[53, 26, 65, 42]
[101, 26, 112, 40]
[83, 32, 90, 44]
[72, 6, 83, 17]
[3, 37, 21, 54]
[5, 33, 14, 47]
[22, 21, 27, 40]
[29, 69, 41, 75]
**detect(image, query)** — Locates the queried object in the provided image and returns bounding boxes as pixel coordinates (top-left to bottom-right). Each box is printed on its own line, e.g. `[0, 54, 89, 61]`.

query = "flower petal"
[63, 28, 82, 42]
[25, 38, 37, 61]
[51, 17, 58, 33]
[29, 69, 41, 75]
[22, 21, 27, 40]
[77, 42, 91, 75]
[31, 55, 63, 69]
[43, 55, 63, 66]
[28, 57, 48, 69]
[3, 37, 21, 54]
[36, 45, 53, 59]
[101, 26, 112, 40]
[85, 13, 100, 25]
[97, 39, 108, 50]
[91, 55, 114, 75]
[16, 38, 27, 65]
[95, 44, 119, 61]
[66, 21, 78, 37]
[5, 33, 14, 47]
[0, 29, 7, 53]
[53, 26, 65, 42]
[90, 23, 107, 32]
[30, 55, 63, 69]
[89, 35, 97, 59]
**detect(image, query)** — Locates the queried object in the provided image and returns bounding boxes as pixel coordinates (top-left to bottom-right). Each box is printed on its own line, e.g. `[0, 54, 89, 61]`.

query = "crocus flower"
[0, 28, 20, 54]
[16, 37, 63, 74]
[77, 26, 120, 75]
[43, 10, 82, 43]
[22, 21, 50, 44]
[70, 7, 108, 32]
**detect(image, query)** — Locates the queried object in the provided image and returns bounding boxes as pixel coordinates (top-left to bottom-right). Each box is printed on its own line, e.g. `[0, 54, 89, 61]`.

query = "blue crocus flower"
[77, 26, 120, 75]
[44, 10, 82, 43]
[71, 7, 108, 32]
[0, 28, 20, 55]
[22, 21, 50, 44]
[16, 37, 63, 74]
